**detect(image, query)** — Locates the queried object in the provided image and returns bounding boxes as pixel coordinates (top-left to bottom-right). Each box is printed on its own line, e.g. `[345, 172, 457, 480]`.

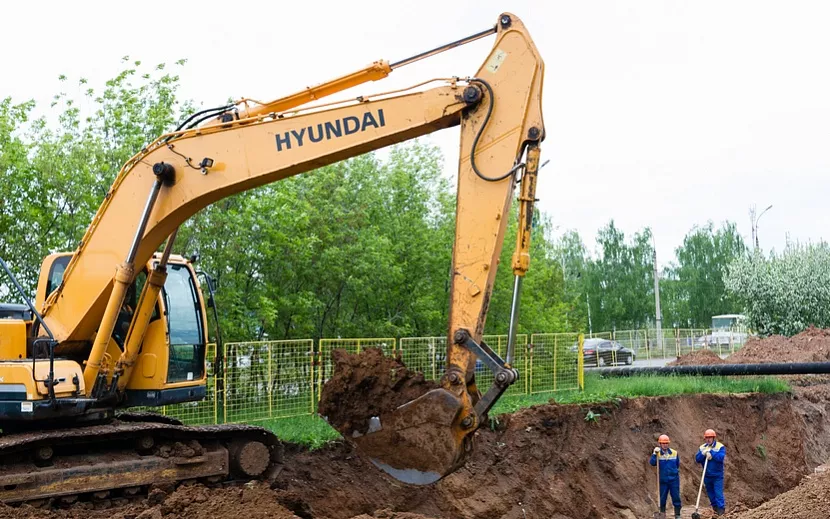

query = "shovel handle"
[695, 457, 709, 508]
[656, 455, 660, 504]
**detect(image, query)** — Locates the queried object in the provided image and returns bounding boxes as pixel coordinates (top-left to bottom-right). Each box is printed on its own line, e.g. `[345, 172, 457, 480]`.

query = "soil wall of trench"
[275, 384, 830, 519]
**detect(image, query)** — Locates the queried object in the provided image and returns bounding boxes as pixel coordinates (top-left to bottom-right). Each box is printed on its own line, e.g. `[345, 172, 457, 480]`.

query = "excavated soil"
[728, 470, 830, 518]
[727, 326, 830, 364]
[668, 349, 727, 366]
[317, 348, 440, 436]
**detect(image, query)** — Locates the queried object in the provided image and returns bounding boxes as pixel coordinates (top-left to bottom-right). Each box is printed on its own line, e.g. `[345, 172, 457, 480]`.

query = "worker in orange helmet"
[650, 433, 682, 519]
[695, 428, 726, 515]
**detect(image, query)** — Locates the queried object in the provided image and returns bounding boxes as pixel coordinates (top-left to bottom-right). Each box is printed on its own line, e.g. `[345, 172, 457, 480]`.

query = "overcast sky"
[2, 1, 828, 267]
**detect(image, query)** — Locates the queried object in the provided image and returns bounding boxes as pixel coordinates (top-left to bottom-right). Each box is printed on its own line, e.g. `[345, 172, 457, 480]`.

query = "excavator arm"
[37, 12, 544, 485]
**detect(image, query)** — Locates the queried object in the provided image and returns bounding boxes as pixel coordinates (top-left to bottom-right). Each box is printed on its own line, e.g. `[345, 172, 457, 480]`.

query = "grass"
[261, 414, 341, 448]
[491, 372, 791, 414]
[258, 373, 791, 448]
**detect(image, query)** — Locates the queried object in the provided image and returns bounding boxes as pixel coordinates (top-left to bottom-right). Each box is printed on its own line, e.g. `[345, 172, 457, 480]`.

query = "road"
[584, 354, 730, 372]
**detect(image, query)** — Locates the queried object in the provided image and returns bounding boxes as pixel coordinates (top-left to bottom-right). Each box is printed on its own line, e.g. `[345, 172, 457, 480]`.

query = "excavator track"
[0, 412, 284, 506]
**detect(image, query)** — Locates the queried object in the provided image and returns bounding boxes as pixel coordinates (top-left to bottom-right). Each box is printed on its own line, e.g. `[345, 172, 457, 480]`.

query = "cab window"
[163, 264, 205, 383]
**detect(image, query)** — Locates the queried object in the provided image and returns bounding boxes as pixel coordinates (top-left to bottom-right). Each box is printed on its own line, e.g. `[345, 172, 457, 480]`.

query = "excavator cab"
[30, 252, 210, 410]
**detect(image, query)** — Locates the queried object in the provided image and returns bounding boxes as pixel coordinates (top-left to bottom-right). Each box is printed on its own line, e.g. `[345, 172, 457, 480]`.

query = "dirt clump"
[727, 326, 830, 364]
[668, 349, 726, 366]
[728, 470, 830, 518]
[157, 440, 204, 458]
[317, 347, 440, 436]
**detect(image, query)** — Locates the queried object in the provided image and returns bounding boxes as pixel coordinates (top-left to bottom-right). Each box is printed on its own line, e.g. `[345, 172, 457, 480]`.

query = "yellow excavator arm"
[16, 12, 544, 486]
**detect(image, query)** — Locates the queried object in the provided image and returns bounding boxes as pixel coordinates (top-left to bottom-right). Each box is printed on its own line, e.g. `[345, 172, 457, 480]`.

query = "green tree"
[177, 141, 462, 341]
[585, 221, 655, 331]
[670, 221, 746, 327]
[0, 58, 189, 295]
[551, 229, 589, 332]
[486, 208, 569, 335]
[725, 241, 830, 336]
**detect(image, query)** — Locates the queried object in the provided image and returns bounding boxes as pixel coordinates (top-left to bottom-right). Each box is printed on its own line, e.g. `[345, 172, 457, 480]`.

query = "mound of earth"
[727, 327, 830, 364]
[318, 348, 440, 436]
[729, 470, 830, 518]
[668, 349, 726, 366]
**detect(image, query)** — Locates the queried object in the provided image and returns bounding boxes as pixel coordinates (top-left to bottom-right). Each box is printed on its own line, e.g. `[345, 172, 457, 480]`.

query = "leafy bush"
[724, 242, 830, 336]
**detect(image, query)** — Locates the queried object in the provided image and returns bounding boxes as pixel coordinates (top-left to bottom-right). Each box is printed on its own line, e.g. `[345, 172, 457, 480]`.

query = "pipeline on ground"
[597, 362, 830, 378]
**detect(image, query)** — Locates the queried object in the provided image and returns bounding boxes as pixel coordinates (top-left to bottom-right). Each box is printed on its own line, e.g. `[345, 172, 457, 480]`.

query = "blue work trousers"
[660, 477, 681, 510]
[704, 476, 725, 510]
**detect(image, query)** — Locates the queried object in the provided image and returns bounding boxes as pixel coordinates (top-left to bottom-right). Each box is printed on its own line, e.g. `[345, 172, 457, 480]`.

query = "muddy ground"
[4, 333, 830, 519]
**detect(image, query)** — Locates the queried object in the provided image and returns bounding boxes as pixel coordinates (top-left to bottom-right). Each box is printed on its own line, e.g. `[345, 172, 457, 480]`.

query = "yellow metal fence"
[224, 339, 315, 423]
[398, 335, 530, 396]
[528, 333, 581, 393]
[613, 328, 749, 359]
[139, 327, 749, 426]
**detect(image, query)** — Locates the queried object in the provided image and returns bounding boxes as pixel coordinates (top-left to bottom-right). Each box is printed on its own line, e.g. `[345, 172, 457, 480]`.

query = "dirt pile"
[727, 327, 830, 364]
[0, 481, 300, 519]
[668, 349, 726, 366]
[729, 471, 830, 518]
[317, 348, 440, 436]
[275, 391, 819, 519]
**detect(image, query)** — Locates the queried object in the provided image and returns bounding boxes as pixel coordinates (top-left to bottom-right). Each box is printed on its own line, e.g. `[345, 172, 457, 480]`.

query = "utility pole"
[653, 240, 663, 352]
[586, 292, 592, 336]
[755, 204, 773, 250]
[750, 204, 773, 250]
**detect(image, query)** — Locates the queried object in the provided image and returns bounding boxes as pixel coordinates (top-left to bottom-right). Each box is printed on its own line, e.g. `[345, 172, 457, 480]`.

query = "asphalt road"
[584, 354, 730, 372]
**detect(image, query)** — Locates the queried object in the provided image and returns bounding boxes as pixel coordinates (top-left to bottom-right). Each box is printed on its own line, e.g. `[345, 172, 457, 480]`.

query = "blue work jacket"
[695, 441, 726, 479]
[649, 447, 680, 482]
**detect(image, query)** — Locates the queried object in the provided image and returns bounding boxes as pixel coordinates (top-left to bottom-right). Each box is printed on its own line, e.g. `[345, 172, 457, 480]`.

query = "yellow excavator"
[0, 11, 544, 502]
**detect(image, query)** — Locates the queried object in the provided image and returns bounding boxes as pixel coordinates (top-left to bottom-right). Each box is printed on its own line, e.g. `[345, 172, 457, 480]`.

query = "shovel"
[653, 455, 666, 519]
[691, 457, 710, 519]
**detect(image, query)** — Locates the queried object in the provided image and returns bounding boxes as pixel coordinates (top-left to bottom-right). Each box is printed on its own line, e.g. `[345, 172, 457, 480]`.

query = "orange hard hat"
[704, 429, 717, 438]
[658, 434, 670, 443]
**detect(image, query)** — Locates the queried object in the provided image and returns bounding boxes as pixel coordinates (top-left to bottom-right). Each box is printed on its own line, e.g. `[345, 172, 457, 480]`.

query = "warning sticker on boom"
[486, 49, 507, 73]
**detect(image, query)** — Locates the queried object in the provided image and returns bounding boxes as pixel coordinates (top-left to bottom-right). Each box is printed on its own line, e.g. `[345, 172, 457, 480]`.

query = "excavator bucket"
[346, 388, 470, 485]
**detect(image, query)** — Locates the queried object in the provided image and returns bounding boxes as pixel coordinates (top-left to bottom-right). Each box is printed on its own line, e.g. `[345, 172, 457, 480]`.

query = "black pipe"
[597, 362, 830, 378]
